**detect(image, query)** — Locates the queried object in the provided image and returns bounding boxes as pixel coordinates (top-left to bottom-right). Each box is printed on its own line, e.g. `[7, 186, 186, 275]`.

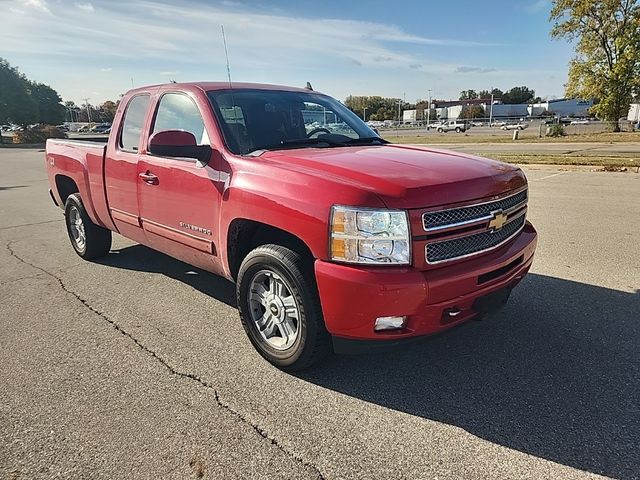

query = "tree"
[98, 100, 118, 122]
[551, 0, 640, 131]
[0, 58, 37, 126]
[459, 89, 479, 101]
[29, 82, 65, 124]
[478, 88, 503, 99]
[501, 86, 536, 104]
[0, 58, 64, 126]
[459, 104, 486, 119]
[344, 95, 407, 121]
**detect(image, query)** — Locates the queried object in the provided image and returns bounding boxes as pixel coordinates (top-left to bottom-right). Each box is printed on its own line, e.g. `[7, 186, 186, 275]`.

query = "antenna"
[221, 25, 233, 89]
[220, 24, 240, 131]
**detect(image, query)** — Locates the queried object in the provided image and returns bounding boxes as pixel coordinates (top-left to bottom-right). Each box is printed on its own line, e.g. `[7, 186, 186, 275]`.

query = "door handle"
[139, 171, 158, 185]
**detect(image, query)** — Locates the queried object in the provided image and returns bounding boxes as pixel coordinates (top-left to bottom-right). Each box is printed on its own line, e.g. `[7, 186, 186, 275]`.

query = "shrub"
[13, 125, 67, 144]
[547, 124, 565, 137]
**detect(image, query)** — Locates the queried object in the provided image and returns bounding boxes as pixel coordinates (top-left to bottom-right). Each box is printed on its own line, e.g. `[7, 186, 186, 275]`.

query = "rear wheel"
[64, 193, 111, 260]
[237, 244, 331, 371]
[455, 127, 462, 133]
[437, 128, 444, 133]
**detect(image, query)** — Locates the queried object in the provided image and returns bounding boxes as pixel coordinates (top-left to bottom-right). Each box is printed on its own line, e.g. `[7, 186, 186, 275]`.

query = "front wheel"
[455, 127, 461, 133]
[237, 244, 331, 371]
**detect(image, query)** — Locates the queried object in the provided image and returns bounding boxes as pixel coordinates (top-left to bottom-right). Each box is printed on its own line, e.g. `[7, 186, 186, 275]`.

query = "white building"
[531, 98, 594, 117]
[402, 109, 418, 123]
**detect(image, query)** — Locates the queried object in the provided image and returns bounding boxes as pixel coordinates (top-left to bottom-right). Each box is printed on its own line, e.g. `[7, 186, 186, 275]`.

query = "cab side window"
[120, 94, 150, 152]
[152, 93, 208, 145]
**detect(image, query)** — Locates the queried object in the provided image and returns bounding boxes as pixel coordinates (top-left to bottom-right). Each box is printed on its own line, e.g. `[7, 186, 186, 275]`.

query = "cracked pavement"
[1, 148, 639, 479]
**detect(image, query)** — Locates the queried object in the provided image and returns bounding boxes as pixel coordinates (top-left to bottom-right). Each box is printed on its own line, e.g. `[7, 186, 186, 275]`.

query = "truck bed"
[46, 139, 113, 231]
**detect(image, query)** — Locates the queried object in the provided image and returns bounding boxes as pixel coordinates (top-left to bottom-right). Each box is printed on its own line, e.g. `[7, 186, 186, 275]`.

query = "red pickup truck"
[46, 82, 537, 370]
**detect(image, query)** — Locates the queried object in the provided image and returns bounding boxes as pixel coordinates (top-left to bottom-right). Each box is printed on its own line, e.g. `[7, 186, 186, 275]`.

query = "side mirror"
[148, 130, 212, 166]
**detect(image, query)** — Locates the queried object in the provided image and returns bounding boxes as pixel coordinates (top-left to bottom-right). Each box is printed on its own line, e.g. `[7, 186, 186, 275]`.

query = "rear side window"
[120, 94, 150, 152]
[152, 93, 208, 145]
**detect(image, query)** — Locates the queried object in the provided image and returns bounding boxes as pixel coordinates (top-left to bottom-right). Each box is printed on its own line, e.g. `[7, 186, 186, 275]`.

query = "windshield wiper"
[344, 136, 389, 145]
[244, 136, 388, 156]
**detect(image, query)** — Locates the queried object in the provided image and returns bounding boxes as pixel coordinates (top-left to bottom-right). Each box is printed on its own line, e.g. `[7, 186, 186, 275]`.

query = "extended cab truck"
[435, 120, 468, 133]
[46, 82, 537, 371]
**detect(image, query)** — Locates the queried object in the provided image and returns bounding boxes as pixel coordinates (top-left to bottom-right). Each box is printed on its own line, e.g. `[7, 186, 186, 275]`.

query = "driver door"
[137, 91, 222, 272]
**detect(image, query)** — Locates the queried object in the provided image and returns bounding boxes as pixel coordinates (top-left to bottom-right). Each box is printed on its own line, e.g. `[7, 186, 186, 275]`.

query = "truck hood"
[261, 144, 526, 209]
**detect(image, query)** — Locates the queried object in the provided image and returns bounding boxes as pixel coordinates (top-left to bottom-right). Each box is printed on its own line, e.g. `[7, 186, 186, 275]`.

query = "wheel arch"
[227, 218, 315, 281]
[54, 174, 79, 205]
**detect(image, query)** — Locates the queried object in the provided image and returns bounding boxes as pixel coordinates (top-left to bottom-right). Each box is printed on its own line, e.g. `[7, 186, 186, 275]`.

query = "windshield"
[207, 89, 381, 155]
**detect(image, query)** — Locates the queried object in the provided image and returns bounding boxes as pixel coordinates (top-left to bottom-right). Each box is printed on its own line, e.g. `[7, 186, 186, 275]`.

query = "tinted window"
[120, 95, 150, 152]
[152, 93, 208, 144]
[207, 89, 378, 155]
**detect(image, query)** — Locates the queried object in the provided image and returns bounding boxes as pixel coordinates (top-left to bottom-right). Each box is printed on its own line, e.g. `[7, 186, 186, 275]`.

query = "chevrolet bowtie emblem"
[488, 210, 508, 232]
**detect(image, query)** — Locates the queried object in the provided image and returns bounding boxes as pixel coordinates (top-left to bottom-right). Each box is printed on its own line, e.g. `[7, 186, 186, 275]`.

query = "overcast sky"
[1, 0, 573, 104]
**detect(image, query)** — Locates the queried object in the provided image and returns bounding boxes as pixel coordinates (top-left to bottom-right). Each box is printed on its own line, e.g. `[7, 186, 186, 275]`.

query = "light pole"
[83, 98, 92, 124]
[363, 107, 367, 122]
[489, 92, 494, 127]
[426, 89, 432, 129]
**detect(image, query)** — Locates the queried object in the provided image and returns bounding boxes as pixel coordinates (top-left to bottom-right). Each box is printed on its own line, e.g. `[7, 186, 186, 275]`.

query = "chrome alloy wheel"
[247, 270, 300, 350]
[68, 205, 86, 250]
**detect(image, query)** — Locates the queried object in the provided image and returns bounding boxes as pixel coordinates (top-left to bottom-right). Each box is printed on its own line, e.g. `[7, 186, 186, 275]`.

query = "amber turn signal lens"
[331, 238, 346, 258]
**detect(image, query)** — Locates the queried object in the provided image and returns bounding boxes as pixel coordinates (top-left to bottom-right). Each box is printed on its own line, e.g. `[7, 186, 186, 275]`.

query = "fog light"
[374, 316, 407, 331]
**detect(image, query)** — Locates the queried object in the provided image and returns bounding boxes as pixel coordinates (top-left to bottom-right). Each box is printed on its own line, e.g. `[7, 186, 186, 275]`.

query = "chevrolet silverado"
[45, 82, 537, 370]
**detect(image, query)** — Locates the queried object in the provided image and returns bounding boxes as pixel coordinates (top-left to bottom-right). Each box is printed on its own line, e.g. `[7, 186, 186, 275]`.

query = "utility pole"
[83, 98, 92, 124]
[426, 89, 432, 129]
[489, 91, 494, 127]
[363, 107, 367, 122]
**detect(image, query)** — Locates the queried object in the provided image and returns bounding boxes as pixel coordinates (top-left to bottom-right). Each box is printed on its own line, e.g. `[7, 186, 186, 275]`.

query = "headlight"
[330, 206, 411, 265]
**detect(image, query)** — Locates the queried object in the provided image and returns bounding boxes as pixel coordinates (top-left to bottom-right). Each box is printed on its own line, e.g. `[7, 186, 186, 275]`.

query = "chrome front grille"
[423, 189, 528, 231]
[422, 188, 528, 264]
[426, 215, 525, 263]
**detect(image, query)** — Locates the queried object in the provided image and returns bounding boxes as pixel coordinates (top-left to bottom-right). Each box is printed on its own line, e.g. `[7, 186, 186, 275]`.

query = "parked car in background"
[77, 125, 91, 133]
[501, 123, 528, 131]
[90, 123, 112, 133]
[470, 121, 485, 127]
[436, 120, 468, 133]
[56, 124, 70, 132]
[491, 121, 507, 127]
[45, 81, 537, 371]
[426, 120, 444, 131]
[569, 119, 591, 125]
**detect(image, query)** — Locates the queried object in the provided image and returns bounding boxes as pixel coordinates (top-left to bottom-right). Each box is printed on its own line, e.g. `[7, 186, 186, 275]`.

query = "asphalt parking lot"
[1, 148, 638, 479]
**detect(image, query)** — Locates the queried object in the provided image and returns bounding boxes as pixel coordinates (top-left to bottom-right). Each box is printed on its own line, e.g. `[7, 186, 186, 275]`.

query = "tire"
[437, 128, 443, 133]
[455, 127, 461, 133]
[64, 193, 112, 260]
[236, 244, 331, 371]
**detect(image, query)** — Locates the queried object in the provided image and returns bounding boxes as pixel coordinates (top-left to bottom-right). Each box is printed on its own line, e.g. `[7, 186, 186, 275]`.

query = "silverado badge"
[179, 222, 212, 236]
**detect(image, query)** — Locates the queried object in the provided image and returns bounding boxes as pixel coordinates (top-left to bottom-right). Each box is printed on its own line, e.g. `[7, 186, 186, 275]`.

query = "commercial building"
[529, 98, 594, 117]
[402, 97, 598, 122]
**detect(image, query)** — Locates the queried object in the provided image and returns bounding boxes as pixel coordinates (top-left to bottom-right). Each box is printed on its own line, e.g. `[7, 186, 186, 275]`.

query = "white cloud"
[1, 0, 552, 102]
[75, 2, 95, 12]
[16, 0, 50, 13]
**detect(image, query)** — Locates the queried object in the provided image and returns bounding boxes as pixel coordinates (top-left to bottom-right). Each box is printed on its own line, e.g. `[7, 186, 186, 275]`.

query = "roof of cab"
[125, 81, 321, 96]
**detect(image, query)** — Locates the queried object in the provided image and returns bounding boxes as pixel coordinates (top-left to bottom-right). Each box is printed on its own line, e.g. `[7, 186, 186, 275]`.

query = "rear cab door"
[104, 90, 154, 243]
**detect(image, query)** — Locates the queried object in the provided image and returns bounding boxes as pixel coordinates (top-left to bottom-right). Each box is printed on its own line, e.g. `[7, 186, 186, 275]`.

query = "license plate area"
[472, 287, 513, 315]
